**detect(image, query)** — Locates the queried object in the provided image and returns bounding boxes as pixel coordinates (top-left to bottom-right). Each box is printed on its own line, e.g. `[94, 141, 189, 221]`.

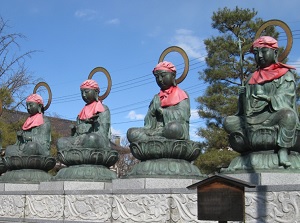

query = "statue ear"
[94, 90, 99, 102]
[38, 104, 42, 113]
[274, 49, 279, 63]
[172, 73, 177, 86]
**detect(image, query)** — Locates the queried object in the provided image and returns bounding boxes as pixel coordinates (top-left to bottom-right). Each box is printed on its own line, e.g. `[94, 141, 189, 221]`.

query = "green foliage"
[0, 112, 24, 148]
[197, 123, 229, 150]
[194, 149, 239, 175]
[0, 88, 14, 109]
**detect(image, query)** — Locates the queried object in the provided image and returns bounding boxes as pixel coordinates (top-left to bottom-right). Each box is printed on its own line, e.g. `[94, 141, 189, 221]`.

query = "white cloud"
[190, 109, 199, 121]
[189, 124, 203, 142]
[105, 18, 120, 25]
[74, 9, 97, 20]
[111, 126, 122, 136]
[170, 29, 205, 61]
[126, 110, 145, 120]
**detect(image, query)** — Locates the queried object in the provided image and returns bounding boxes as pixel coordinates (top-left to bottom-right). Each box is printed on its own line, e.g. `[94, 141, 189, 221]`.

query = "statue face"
[26, 102, 40, 115]
[253, 47, 277, 68]
[81, 88, 97, 104]
[154, 70, 175, 90]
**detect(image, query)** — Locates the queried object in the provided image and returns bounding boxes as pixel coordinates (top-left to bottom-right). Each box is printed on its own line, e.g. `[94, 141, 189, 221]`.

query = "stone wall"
[0, 176, 299, 222]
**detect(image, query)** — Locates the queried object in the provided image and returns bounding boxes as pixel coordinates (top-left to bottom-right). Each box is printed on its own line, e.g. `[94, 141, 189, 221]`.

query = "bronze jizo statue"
[55, 67, 118, 181]
[223, 36, 300, 170]
[127, 61, 190, 142]
[57, 79, 110, 151]
[126, 46, 204, 178]
[1, 82, 56, 182]
[6, 94, 51, 157]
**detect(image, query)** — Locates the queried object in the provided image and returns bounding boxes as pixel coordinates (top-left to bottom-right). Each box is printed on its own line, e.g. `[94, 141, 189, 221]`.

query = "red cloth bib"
[159, 86, 188, 107]
[22, 113, 44, 130]
[249, 63, 295, 84]
[78, 101, 105, 120]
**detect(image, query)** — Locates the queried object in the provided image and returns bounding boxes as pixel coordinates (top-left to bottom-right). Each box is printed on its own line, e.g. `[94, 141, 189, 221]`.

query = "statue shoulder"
[284, 70, 296, 82]
[42, 116, 50, 124]
[102, 104, 110, 111]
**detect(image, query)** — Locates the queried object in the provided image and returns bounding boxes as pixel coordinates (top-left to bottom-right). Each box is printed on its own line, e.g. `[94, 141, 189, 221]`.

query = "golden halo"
[255, 19, 293, 62]
[88, 67, 112, 101]
[158, 46, 189, 84]
[33, 82, 52, 111]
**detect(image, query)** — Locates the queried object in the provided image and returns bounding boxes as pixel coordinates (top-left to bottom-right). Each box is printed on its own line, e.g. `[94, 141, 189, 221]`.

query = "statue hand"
[157, 107, 163, 115]
[17, 131, 23, 136]
[24, 136, 32, 141]
[252, 94, 270, 102]
[89, 114, 99, 122]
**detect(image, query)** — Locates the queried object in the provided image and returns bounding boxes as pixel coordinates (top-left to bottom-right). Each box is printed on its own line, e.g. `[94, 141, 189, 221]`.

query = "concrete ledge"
[225, 172, 300, 185]
[113, 178, 199, 190]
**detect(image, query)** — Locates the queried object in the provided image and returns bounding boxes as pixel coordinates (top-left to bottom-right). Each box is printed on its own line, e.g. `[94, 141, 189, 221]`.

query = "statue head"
[153, 61, 177, 90]
[80, 79, 100, 104]
[250, 36, 279, 68]
[26, 94, 44, 115]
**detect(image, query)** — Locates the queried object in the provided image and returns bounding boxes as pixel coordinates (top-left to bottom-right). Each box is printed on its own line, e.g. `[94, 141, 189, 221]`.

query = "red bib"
[159, 86, 188, 107]
[249, 63, 295, 84]
[78, 101, 105, 120]
[22, 113, 44, 130]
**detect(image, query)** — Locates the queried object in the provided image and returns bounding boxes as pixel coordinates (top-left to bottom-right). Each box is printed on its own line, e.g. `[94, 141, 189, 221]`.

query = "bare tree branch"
[0, 16, 39, 110]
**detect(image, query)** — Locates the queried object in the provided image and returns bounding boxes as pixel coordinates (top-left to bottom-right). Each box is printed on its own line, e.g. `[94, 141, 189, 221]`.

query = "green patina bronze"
[1, 82, 56, 182]
[126, 46, 205, 179]
[55, 67, 118, 181]
[223, 27, 300, 172]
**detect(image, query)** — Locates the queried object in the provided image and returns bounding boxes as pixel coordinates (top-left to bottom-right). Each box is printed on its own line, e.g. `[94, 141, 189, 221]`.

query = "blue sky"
[1, 0, 300, 142]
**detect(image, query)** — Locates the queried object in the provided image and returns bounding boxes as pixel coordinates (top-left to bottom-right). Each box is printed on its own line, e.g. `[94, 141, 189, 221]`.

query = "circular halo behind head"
[254, 19, 292, 62]
[33, 82, 52, 111]
[158, 46, 189, 84]
[88, 67, 112, 101]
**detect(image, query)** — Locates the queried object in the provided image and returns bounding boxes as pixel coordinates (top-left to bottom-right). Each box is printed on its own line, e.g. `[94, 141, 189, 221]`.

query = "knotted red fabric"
[159, 86, 188, 107]
[22, 113, 44, 130]
[80, 79, 100, 91]
[249, 63, 295, 84]
[250, 36, 279, 52]
[78, 100, 105, 120]
[153, 61, 176, 73]
[22, 94, 44, 130]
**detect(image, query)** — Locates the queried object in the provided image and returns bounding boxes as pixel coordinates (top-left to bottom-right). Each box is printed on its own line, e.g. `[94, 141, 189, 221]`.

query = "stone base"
[54, 164, 117, 181]
[125, 158, 206, 179]
[221, 151, 300, 173]
[0, 169, 52, 183]
[225, 172, 300, 185]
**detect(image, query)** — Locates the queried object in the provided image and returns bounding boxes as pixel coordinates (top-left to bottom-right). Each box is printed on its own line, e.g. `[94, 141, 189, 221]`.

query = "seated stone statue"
[5, 94, 51, 157]
[127, 61, 190, 143]
[223, 36, 299, 167]
[57, 79, 110, 151]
